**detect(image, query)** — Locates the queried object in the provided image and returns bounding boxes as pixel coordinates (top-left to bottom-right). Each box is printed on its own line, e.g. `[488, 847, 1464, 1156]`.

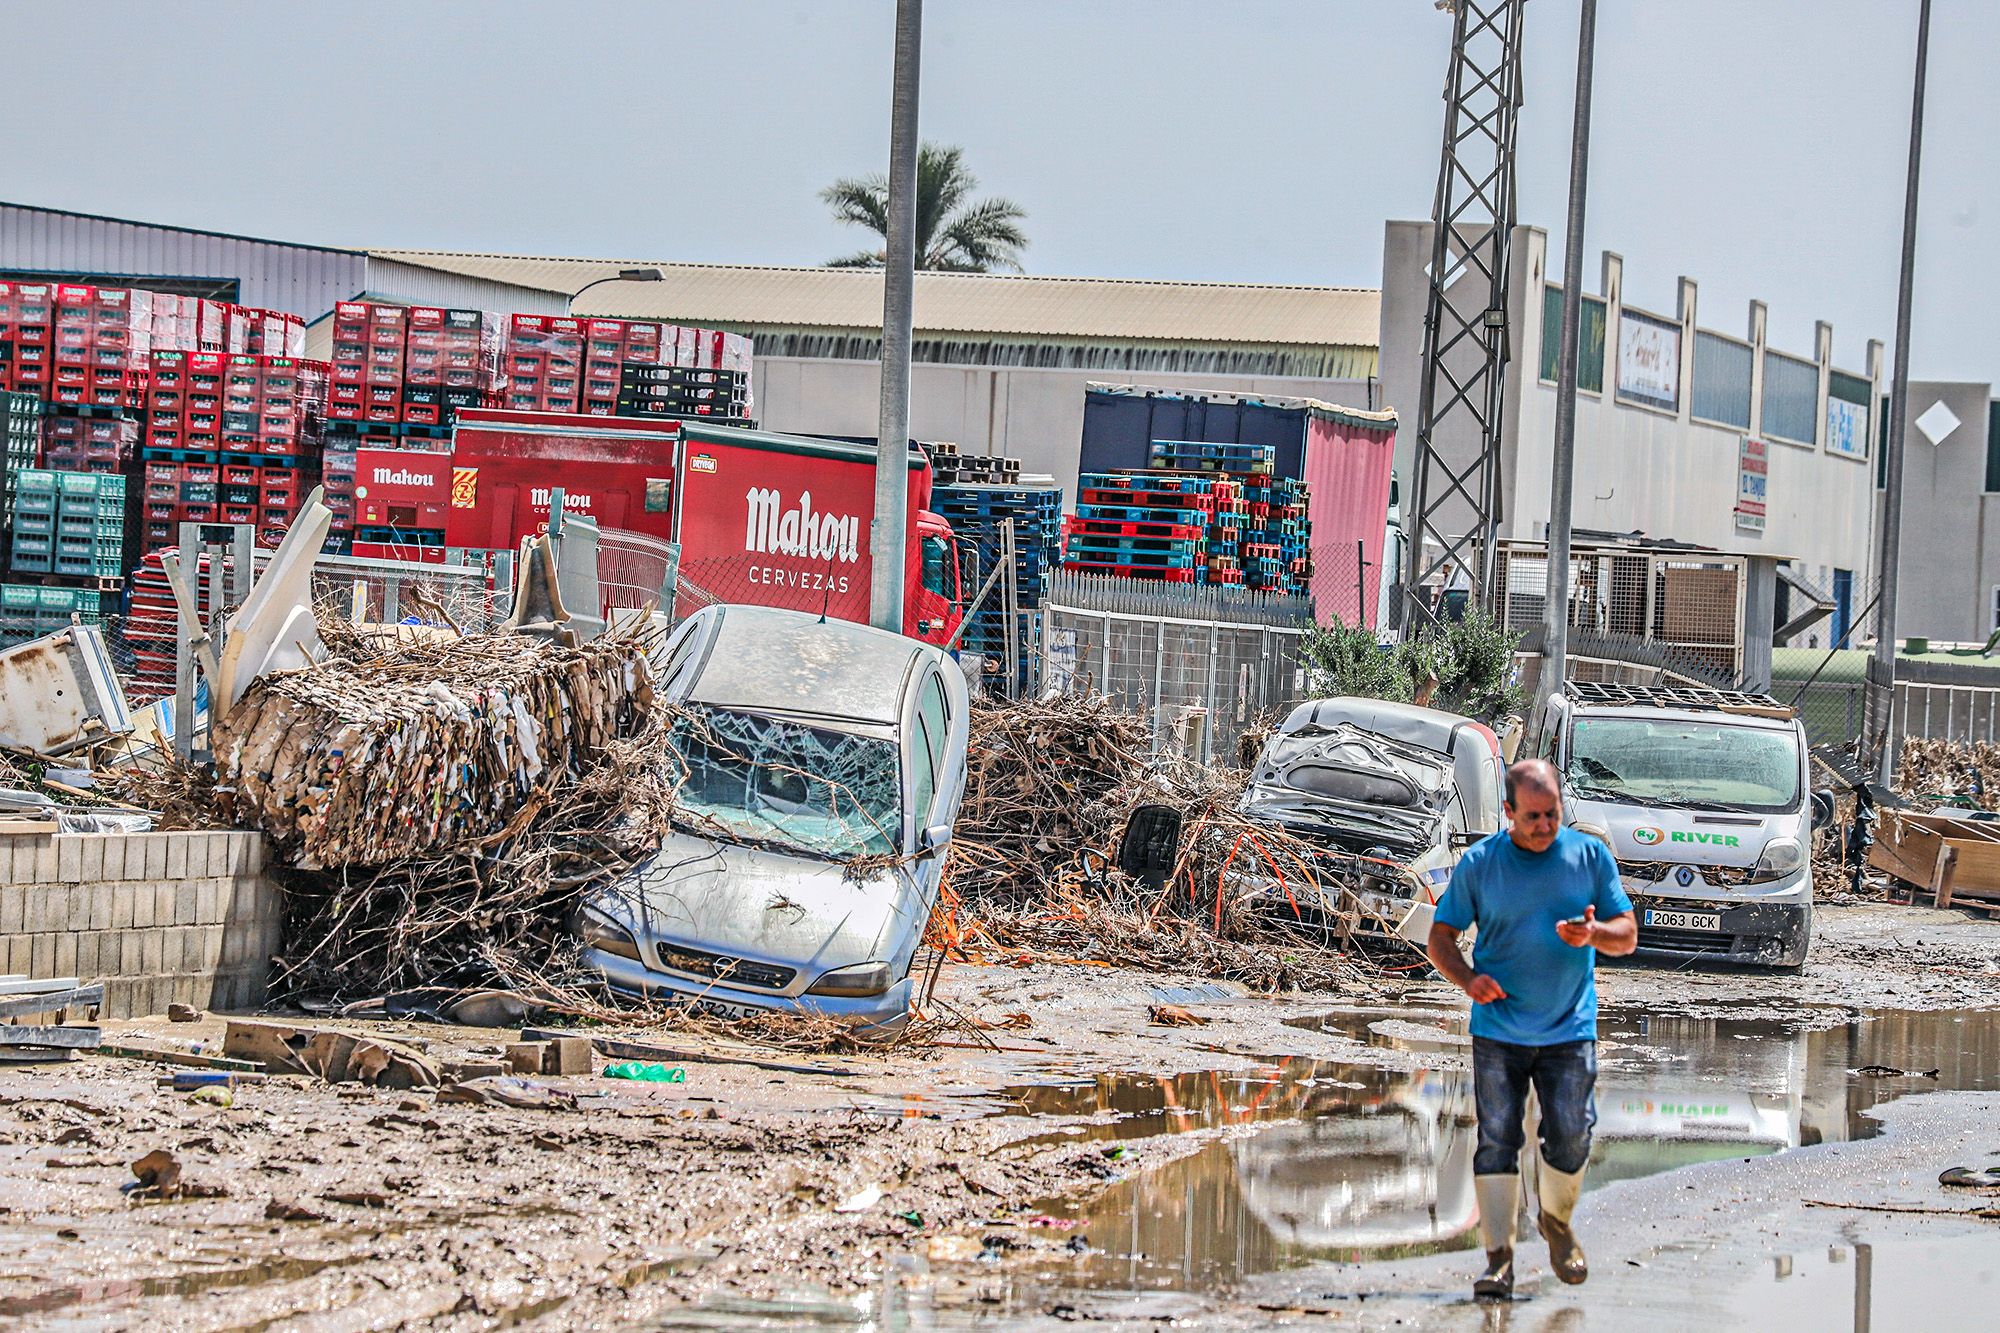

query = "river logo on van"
[1632, 826, 1665, 846]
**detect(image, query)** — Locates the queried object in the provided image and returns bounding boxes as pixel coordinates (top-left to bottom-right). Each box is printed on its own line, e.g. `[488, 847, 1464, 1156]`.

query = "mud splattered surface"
[0, 903, 1995, 1330]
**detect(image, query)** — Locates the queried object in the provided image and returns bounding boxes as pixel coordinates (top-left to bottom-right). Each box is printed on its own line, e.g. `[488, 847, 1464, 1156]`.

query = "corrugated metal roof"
[369, 249, 1380, 348]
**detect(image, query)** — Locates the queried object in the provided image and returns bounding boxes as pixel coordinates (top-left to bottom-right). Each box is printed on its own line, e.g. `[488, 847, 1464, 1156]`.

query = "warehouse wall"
[1379, 221, 1880, 590]
[1879, 381, 2000, 644]
[0, 203, 366, 320]
[751, 357, 1374, 498]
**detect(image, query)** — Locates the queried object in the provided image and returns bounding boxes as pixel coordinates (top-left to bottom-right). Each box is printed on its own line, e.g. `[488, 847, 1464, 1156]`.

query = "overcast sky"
[8, 2, 1995, 378]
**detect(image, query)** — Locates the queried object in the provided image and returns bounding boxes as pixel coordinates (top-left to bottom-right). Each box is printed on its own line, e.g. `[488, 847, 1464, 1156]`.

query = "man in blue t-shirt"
[1427, 758, 1635, 1300]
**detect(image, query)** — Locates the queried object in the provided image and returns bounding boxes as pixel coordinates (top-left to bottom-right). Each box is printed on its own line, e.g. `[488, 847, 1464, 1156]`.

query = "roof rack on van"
[1562, 679, 1795, 719]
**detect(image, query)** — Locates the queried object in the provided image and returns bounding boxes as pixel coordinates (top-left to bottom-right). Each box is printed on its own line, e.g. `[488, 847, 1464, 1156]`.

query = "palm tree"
[821, 142, 1028, 272]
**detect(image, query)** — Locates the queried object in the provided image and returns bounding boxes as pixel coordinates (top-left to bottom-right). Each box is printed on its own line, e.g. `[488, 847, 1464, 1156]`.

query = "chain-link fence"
[1039, 570, 1309, 763]
[1303, 539, 1371, 629]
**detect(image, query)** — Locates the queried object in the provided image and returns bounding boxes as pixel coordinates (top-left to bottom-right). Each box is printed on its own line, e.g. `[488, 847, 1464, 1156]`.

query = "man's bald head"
[1505, 758, 1563, 853]
[1506, 758, 1560, 805]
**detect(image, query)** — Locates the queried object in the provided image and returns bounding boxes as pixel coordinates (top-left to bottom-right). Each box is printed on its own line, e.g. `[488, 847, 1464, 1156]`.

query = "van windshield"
[667, 706, 901, 859]
[1566, 716, 1800, 813]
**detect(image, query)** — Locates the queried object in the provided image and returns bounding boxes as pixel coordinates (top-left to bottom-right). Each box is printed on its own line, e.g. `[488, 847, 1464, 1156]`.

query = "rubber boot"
[1473, 1174, 1520, 1299]
[1537, 1160, 1588, 1285]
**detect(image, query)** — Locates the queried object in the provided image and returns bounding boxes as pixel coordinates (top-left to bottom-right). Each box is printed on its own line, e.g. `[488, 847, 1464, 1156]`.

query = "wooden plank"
[519, 1027, 860, 1079]
[1933, 844, 1959, 910]
[0, 983, 102, 1019]
[95, 1044, 263, 1073]
[0, 1025, 100, 1049]
[1869, 814, 1942, 888]
[0, 820, 58, 837]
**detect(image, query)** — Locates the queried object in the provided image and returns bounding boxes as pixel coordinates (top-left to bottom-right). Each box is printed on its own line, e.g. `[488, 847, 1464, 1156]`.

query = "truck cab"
[1539, 680, 1824, 969]
[909, 510, 964, 647]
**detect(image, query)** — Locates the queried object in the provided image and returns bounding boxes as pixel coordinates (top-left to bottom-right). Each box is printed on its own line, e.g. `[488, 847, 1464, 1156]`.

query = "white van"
[1538, 681, 1829, 970]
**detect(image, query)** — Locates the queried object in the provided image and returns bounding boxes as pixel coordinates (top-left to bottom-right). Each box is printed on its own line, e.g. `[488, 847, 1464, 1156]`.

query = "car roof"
[685, 605, 927, 725]
[1278, 696, 1482, 756]
[1565, 701, 1798, 732]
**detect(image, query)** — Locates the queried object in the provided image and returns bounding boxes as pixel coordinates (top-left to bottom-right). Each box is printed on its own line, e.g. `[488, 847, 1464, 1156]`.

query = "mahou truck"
[426, 409, 964, 643]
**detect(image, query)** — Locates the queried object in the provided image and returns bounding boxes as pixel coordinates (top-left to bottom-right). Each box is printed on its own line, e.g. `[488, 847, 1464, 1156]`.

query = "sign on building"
[1617, 309, 1682, 412]
[1735, 437, 1768, 533]
[1825, 396, 1868, 458]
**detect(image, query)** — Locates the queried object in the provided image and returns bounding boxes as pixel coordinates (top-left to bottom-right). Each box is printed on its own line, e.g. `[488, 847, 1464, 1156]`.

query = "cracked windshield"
[1568, 716, 1803, 810]
[669, 706, 901, 858]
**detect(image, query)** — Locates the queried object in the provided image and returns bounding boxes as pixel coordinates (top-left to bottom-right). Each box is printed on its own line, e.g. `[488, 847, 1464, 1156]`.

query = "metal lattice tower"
[1401, 0, 1530, 628]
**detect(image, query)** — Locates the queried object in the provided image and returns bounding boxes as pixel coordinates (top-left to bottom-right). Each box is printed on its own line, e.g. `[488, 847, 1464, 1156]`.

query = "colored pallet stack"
[7, 468, 124, 581]
[501, 314, 586, 414]
[0, 583, 110, 647]
[935, 452, 1022, 486]
[931, 480, 1063, 685]
[1146, 439, 1277, 476]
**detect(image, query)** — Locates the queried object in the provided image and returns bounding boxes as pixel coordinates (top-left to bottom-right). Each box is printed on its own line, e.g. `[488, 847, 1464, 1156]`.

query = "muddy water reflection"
[997, 1004, 2000, 1293]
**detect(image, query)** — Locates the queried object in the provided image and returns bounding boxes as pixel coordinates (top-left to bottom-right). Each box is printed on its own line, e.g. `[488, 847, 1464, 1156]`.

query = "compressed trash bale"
[212, 625, 656, 867]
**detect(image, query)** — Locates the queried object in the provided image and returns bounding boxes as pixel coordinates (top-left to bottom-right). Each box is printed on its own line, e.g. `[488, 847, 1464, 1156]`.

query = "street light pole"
[1539, 0, 1598, 714]
[1871, 0, 1932, 787]
[566, 267, 665, 310]
[869, 0, 923, 633]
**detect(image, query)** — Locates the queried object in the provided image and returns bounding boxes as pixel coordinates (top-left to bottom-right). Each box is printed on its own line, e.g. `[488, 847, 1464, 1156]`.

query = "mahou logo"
[746, 488, 860, 563]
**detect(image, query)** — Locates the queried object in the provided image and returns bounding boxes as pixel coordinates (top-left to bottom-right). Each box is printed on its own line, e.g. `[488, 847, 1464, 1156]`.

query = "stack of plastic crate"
[8, 468, 124, 581]
[930, 478, 1063, 690]
[0, 390, 44, 531]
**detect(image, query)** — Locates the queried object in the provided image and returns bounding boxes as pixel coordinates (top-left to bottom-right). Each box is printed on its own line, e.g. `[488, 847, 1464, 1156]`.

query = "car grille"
[1618, 859, 1760, 889]
[1636, 925, 1737, 955]
[656, 943, 797, 991]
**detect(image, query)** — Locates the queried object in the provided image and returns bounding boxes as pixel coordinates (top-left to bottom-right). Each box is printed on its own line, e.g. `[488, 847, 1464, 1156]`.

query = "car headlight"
[578, 906, 643, 961]
[1751, 837, 1805, 883]
[805, 961, 895, 997]
[1572, 822, 1615, 855]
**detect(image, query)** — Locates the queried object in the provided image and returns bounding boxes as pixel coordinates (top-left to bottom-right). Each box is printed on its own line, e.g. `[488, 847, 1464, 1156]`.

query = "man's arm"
[1426, 922, 1507, 1003]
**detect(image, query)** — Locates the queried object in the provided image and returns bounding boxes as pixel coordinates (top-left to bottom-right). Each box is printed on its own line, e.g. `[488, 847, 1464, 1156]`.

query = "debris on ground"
[1898, 737, 2000, 812]
[435, 1075, 578, 1111]
[221, 1019, 440, 1088]
[940, 695, 1405, 993]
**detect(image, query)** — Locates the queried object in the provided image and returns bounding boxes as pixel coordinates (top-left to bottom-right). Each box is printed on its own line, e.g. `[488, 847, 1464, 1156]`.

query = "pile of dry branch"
[1897, 737, 2000, 811]
[945, 695, 1395, 992]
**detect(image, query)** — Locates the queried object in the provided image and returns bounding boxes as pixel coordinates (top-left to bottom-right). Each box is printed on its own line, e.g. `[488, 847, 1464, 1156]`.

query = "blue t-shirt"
[1433, 826, 1633, 1046]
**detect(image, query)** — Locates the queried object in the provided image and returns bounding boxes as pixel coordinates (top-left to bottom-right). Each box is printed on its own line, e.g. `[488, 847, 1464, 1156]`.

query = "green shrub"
[1299, 607, 1524, 725]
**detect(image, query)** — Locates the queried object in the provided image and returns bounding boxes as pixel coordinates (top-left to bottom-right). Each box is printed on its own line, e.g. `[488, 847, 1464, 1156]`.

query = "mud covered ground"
[0, 902, 1996, 1331]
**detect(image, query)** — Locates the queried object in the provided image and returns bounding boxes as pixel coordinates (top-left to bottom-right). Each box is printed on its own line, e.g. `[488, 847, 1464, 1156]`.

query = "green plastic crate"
[13, 468, 54, 492]
[0, 584, 38, 611]
[35, 586, 79, 612]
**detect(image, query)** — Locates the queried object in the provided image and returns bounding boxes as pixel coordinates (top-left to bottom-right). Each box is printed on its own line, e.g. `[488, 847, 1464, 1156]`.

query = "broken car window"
[668, 705, 901, 859]
[1567, 717, 1800, 813]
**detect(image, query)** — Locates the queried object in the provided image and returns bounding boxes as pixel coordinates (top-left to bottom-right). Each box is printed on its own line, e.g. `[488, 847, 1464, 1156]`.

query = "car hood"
[593, 830, 923, 976]
[1240, 726, 1448, 859]
[1568, 797, 1792, 867]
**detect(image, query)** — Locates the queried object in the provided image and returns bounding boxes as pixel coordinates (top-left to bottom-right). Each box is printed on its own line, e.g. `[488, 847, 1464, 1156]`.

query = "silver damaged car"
[578, 605, 970, 1030]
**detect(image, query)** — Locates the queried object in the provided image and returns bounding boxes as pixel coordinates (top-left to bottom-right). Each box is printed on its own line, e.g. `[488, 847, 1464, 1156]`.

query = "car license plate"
[1645, 908, 1721, 931]
[693, 997, 759, 1021]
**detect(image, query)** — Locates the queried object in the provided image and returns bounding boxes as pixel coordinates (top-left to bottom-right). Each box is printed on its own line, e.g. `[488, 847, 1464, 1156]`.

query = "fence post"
[1100, 612, 1111, 696]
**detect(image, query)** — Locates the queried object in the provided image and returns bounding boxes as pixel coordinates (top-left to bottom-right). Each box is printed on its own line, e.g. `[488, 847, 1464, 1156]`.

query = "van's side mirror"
[919, 823, 955, 855]
[1811, 789, 1837, 831]
[1450, 830, 1485, 850]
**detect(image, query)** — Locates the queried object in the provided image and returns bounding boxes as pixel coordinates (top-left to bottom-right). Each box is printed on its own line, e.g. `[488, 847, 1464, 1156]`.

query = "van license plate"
[1645, 909, 1721, 931]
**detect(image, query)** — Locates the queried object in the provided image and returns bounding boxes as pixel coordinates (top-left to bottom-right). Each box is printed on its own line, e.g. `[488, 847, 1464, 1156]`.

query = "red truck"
[378, 408, 964, 644]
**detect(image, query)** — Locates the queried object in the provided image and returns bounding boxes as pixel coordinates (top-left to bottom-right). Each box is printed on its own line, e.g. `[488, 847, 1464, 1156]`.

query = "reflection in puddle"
[976, 1004, 2000, 1294]
[1726, 1235, 2000, 1331]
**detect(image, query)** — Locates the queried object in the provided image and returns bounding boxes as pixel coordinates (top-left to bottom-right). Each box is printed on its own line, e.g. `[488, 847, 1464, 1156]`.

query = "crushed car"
[1231, 697, 1506, 944]
[578, 604, 970, 1030]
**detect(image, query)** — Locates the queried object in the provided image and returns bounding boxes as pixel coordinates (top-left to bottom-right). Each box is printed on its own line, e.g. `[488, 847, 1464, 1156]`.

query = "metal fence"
[1795, 677, 2000, 749]
[1038, 570, 1310, 763]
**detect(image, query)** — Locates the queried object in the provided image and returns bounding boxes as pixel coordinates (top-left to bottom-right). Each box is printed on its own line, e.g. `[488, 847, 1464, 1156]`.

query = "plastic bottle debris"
[601, 1062, 687, 1083]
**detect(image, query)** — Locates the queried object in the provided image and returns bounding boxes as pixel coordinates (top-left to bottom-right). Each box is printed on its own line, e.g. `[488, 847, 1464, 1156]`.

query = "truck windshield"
[667, 706, 901, 859]
[1567, 716, 1800, 813]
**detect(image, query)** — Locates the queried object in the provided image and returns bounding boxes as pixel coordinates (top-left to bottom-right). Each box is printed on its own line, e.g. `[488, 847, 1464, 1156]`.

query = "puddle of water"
[1722, 1234, 2000, 1332]
[970, 1004, 2000, 1295]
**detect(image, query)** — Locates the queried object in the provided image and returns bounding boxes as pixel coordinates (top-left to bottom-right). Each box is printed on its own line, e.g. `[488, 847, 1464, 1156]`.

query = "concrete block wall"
[0, 830, 281, 1019]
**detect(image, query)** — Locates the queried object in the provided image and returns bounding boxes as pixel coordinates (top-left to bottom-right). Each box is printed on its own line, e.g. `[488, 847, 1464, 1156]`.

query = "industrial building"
[1377, 220, 1883, 643]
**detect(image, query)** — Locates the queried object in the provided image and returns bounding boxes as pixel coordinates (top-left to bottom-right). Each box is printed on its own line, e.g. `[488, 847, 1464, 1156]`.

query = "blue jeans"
[1472, 1036, 1596, 1176]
